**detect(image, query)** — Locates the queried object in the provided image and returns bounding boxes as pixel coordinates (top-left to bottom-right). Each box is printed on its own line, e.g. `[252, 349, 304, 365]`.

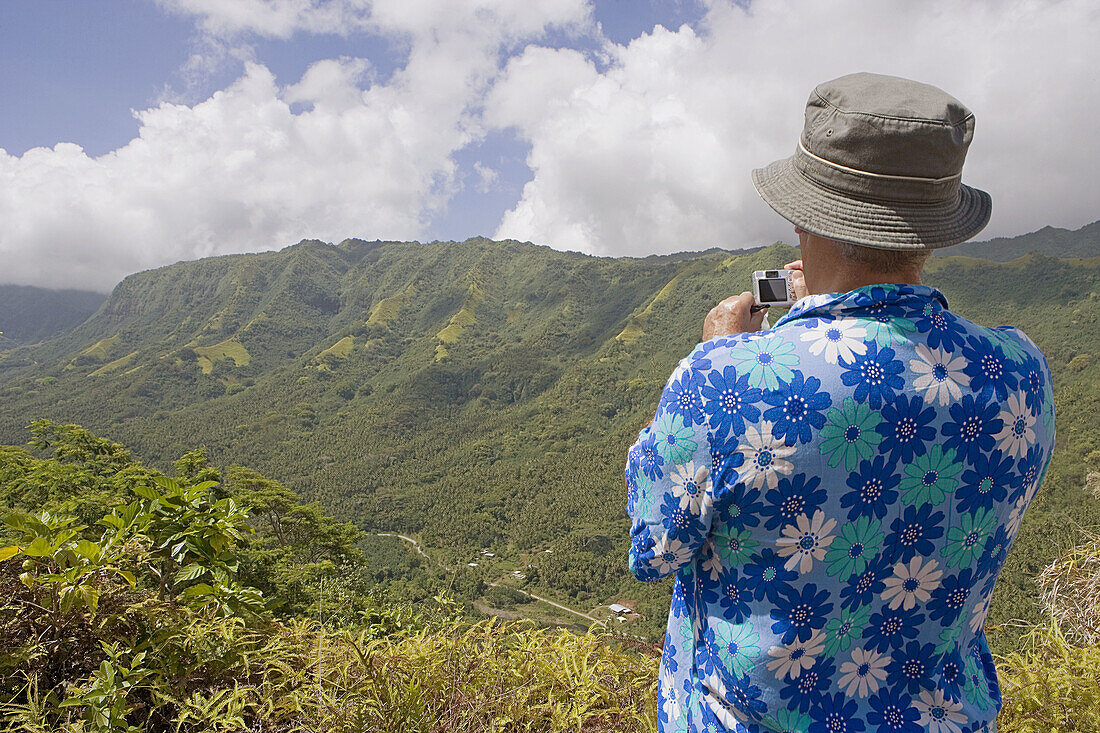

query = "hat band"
[795, 141, 962, 204]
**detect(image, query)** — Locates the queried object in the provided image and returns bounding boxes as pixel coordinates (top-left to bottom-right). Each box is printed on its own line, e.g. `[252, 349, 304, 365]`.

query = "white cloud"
[1, 0, 592, 290]
[488, 0, 1100, 257]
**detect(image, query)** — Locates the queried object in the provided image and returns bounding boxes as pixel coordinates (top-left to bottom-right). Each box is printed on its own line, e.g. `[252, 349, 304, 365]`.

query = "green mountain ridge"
[0, 284, 106, 348]
[1, 231, 1098, 644]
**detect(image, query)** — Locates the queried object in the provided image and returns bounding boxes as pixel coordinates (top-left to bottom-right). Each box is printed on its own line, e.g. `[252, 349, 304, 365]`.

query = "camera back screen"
[758, 278, 788, 303]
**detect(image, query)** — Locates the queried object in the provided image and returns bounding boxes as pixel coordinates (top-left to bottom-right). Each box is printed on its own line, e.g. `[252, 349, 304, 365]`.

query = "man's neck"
[807, 266, 923, 295]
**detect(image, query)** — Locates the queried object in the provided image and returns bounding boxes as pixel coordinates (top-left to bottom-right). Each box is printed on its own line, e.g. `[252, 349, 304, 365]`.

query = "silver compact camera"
[751, 269, 796, 308]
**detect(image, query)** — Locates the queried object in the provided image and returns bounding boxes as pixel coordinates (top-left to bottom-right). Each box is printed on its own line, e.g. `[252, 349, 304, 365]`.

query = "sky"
[1, 0, 1097, 292]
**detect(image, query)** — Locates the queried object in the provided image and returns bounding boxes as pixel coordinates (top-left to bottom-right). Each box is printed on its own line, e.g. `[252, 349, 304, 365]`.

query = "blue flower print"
[885, 504, 946, 564]
[840, 342, 905, 409]
[624, 282, 1056, 733]
[928, 569, 974, 627]
[840, 558, 889, 611]
[936, 650, 966, 701]
[743, 548, 799, 604]
[763, 474, 828, 531]
[763, 372, 833, 444]
[863, 605, 924, 653]
[977, 526, 1010, 580]
[700, 366, 762, 443]
[659, 367, 708, 427]
[876, 394, 935, 464]
[637, 433, 666, 482]
[961, 334, 1019, 401]
[914, 302, 967, 352]
[866, 687, 921, 733]
[940, 394, 1004, 465]
[886, 641, 939, 695]
[730, 336, 800, 390]
[809, 692, 867, 733]
[841, 456, 901, 521]
[715, 482, 764, 531]
[771, 583, 833, 644]
[727, 672, 769, 720]
[956, 450, 1016, 515]
[1019, 356, 1046, 416]
[716, 570, 754, 623]
[779, 657, 837, 714]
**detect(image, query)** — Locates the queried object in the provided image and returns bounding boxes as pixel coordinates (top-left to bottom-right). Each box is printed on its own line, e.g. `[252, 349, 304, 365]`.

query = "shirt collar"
[773, 283, 950, 328]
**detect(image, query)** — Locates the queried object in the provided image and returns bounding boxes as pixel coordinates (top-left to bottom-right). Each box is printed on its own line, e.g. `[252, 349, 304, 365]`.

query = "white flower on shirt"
[776, 510, 837, 573]
[670, 461, 711, 513]
[882, 557, 943, 610]
[660, 665, 682, 721]
[994, 392, 1036, 459]
[800, 319, 868, 364]
[652, 536, 695, 576]
[766, 629, 826, 680]
[970, 592, 993, 634]
[910, 344, 970, 406]
[735, 421, 796, 491]
[914, 688, 966, 733]
[1005, 493, 1028, 539]
[838, 647, 890, 698]
[701, 540, 722, 582]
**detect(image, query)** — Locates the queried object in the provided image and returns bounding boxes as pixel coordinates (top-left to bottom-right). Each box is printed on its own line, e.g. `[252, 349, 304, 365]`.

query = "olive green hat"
[752, 72, 991, 250]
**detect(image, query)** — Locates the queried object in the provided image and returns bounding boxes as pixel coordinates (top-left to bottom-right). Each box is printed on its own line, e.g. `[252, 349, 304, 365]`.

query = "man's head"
[753, 73, 991, 254]
[794, 225, 930, 295]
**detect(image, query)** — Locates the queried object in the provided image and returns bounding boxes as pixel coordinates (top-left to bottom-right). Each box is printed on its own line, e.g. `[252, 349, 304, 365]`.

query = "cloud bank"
[1, 0, 1096, 290]
[489, 0, 1099, 257]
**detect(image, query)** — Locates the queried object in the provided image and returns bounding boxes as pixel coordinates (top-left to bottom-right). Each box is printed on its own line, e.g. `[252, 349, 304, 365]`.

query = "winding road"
[375, 532, 605, 628]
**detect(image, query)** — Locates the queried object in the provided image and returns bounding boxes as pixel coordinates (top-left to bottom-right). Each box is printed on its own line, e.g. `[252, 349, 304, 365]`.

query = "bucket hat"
[752, 72, 991, 250]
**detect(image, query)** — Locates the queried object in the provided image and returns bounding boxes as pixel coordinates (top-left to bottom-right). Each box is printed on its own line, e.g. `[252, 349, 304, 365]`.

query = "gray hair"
[833, 241, 931, 272]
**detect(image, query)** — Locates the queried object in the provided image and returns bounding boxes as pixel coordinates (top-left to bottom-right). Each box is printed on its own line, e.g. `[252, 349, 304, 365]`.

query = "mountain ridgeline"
[0, 229, 1098, 644]
[0, 284, 106, 348]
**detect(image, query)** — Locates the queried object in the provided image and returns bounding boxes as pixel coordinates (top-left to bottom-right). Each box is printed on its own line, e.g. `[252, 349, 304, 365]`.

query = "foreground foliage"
[0, 422, 658, 732]
[3, 423, 1100, 730]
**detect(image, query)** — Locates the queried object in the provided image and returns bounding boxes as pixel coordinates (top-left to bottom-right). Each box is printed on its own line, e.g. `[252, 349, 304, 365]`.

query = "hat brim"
[751, 155, 991, 250]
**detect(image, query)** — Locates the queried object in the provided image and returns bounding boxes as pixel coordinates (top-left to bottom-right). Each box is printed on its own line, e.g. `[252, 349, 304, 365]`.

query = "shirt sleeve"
[626, 356, 715, 582]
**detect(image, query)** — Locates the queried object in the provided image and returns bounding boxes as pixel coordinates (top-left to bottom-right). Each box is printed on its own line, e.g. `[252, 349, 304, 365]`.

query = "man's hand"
[703, 291, 768, 341]
[783, 260, 810, 301]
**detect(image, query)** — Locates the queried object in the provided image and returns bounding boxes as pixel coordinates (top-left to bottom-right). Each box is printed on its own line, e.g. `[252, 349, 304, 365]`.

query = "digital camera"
[751, 269, 796, 307]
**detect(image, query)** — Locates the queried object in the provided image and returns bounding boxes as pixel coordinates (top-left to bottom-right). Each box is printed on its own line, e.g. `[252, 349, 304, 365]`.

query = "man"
[625, 73, 1055, 733]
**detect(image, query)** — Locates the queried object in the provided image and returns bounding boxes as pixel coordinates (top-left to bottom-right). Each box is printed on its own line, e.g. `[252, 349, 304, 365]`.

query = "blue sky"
[0, 0, 1095, 291]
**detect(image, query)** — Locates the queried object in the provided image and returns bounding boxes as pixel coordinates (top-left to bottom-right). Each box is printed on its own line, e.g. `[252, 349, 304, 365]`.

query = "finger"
[747, 304, 768, 331]
[783, 260, 803, 271]
[788, 269, 809, 301]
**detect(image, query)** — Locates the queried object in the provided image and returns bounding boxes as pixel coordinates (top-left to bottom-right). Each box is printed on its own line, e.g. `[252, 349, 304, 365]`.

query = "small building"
[609, 603, 633, 615]
[467, 562, 478, 567]
[480, 551, 495, 557]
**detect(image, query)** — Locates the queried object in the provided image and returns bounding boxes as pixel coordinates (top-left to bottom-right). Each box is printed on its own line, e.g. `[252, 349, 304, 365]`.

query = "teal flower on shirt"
[942, 507, 996, 569]
[761, 707, 812, 733]
[715, 622, 762, 677]
[824, 516, 884, 581]
[819, 397, 884, 470]
[865, 314, 917, 346]
[900, 445, 963, 506]
[823, 605, 872, 658]
[963, 653, 995, 711]
[730, 337, 800, 390]
[653, 412, 698, 466]
[989, 326, 1029, 363]
[714, 526, 759, 567]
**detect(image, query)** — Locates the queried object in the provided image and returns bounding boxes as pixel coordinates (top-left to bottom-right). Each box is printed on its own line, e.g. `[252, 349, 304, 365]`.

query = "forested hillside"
[0, 232, 1097, 648]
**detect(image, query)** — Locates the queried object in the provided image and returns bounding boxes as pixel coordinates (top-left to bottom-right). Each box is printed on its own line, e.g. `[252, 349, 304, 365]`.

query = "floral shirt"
[625, 284, 1055, 733]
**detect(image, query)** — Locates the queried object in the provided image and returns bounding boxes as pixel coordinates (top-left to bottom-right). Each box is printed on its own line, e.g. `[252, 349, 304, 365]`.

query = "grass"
[367, 286, 413, 325]
[74, 334, 119, 362]
[194, 338, 251, 375]
[88, 350, 138, 377]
